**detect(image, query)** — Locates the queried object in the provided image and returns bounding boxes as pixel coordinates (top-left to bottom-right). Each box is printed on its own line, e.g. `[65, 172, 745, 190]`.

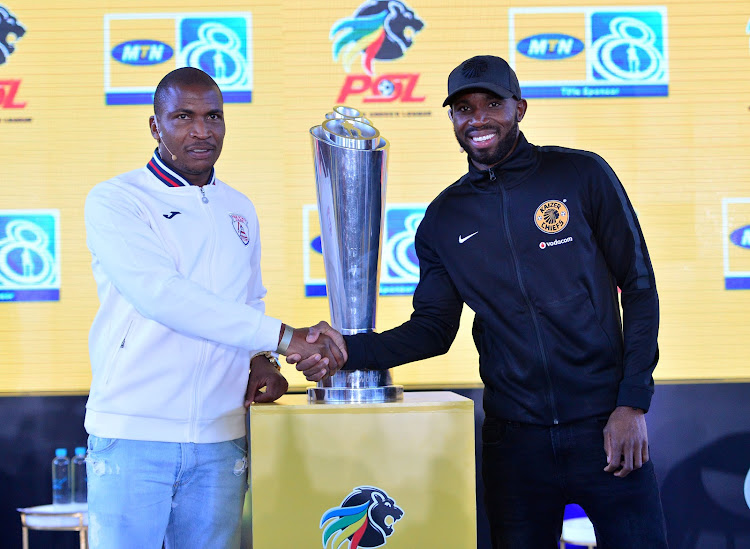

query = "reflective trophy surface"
[309, 106, 403, 403]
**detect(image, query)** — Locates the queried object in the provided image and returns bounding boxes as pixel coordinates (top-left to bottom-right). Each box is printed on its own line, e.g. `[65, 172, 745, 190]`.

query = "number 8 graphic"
[0, 220, 55, 286]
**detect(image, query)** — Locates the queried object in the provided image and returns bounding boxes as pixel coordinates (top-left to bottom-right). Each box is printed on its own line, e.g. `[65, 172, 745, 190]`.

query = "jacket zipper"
[189, 185, 215, 440]
[120, 322, 132, 348]
[499, 182, 560, 424]
[104, 320, 133, 385]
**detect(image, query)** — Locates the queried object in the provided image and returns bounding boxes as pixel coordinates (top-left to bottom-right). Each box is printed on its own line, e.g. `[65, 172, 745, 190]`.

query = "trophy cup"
[308, 106, 403, 403]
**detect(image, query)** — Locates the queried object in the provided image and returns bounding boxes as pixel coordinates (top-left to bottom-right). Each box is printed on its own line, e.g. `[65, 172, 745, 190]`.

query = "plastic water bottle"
[71, 446, 87, 503]
[51, 448, 71, 504]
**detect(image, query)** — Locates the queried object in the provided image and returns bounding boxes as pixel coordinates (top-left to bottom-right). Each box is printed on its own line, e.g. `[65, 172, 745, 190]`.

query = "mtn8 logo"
[590, 11, 666, 82]
[180, 17, 249, 87]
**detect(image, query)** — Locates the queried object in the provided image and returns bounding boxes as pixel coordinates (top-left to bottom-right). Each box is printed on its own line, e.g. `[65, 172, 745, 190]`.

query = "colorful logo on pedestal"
[320, 486, 404, 549]
[331, 1, 425, 103]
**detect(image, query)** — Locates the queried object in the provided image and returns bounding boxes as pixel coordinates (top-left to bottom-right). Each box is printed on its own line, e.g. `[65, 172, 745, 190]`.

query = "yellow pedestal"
[249, 391, 477, 549]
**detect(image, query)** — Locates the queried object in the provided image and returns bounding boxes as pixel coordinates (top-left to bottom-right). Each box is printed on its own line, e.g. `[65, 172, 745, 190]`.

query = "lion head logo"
[0, 5, 25, 66]
[320, 486, 404, 549]
[330, 0, 424, 76]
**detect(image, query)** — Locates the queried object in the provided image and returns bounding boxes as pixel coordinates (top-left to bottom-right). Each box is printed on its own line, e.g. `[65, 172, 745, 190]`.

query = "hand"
[244, 355, 288, 407]
[603, 406, 649, 478]
[285, 321, 348, 382]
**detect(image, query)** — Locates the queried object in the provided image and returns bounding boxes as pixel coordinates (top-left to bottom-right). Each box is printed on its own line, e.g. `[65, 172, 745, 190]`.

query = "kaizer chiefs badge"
[534, 199, 569, 234]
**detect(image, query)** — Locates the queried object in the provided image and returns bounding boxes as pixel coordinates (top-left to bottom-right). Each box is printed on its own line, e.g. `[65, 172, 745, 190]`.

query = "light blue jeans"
[86, 435, 248, 549]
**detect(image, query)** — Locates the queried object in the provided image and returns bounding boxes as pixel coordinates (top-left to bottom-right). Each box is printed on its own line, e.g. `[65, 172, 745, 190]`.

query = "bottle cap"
[74, 447, 86, 456]
[55, 448, 67, 457]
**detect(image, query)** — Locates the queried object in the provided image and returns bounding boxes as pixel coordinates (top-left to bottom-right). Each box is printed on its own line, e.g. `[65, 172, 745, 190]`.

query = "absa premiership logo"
[320, 486, 404, 549]
[509, 6, 669, 99]
[331, 1, 425, 103]
[104, 12, 252, 105]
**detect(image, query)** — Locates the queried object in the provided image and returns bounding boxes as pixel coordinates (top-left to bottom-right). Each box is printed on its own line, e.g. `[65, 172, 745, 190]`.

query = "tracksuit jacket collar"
[146, 149, 216, 188]
[464, 132, 538, 189]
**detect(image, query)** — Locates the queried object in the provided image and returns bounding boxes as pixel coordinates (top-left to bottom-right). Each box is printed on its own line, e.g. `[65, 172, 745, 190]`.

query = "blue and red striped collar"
[146, 149, 216, 188]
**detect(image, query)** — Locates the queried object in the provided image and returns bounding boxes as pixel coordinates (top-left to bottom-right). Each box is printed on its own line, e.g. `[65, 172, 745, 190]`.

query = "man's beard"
[455, 117, 519, 169]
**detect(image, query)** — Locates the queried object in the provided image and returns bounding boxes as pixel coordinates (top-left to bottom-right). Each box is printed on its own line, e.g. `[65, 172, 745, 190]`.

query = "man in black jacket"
[295, 55, 668, 548]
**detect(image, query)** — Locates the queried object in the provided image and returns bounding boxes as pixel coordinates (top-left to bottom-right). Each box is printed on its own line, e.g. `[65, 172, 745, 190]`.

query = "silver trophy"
[309, 106, 403, 403]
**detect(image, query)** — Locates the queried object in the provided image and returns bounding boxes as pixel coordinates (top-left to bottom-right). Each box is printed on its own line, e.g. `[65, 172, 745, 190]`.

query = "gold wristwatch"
[251, 351, 281, 371]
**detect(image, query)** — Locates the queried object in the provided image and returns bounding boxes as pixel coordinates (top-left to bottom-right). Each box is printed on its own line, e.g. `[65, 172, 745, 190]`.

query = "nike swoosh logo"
[163, 211, 181, 219]
[458, 231, 478, 244]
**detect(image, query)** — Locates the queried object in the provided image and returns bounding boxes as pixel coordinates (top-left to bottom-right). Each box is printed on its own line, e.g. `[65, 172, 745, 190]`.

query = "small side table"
[17, 503, 88, 549]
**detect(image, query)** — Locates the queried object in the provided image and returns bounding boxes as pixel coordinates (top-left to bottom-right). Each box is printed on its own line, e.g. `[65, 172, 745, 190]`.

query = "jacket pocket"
[87, 434, 119, 454]
[536, 291, 616, 371]
[482, 417, 521, 448]
[103, 319, 134, 386]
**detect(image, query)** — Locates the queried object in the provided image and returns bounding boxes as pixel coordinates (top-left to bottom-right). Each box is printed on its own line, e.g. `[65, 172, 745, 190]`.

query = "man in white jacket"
[84, 67, 345, 549]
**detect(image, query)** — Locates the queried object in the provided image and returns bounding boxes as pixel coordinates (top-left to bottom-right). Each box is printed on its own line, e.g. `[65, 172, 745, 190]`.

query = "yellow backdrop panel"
[1, 0, 749, 394]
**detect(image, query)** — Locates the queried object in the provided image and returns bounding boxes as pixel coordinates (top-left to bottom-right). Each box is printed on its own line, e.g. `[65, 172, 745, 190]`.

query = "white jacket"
[84, 151, 282, 443]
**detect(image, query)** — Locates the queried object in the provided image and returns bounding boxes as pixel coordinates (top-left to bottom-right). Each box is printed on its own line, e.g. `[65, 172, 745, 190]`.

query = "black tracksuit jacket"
[344, 132, 659, 425]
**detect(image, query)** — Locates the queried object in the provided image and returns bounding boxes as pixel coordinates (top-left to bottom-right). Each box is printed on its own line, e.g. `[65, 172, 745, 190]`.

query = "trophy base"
[307, 369, 403, 403]
[307, 385, 404, 404]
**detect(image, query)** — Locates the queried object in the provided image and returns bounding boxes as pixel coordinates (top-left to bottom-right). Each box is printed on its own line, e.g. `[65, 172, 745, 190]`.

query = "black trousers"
[482, 415, 669, 549]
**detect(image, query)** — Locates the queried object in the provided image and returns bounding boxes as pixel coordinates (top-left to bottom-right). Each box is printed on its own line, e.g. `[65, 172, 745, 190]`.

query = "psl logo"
[0, 4, 24, 65]
[331, 1, 425, 103]
[320, 486, 404, 549]
[0, 5, 26, 109]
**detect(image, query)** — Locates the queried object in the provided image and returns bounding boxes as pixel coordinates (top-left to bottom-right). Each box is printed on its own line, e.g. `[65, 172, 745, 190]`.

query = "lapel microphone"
[155, 118, 177, 161]
[161, 138, 177, 162]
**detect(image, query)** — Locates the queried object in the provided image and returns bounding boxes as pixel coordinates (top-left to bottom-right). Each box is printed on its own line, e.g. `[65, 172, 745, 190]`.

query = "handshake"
[280, 321, 348, 382]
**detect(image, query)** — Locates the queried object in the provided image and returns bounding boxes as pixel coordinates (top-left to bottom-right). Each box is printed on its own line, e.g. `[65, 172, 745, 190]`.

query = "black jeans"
[482, 416, 669, 549]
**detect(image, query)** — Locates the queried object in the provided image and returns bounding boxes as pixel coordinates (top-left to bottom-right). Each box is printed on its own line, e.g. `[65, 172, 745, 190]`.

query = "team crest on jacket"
[229, 213, 249, 245]
[534, 200, 569, 234]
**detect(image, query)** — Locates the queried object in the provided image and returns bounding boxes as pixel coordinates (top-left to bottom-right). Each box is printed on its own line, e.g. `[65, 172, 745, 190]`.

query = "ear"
[149, 115, 160, 141]
[516, 99, 528, 123]
[372, 492, 385, 504]
[447, 108, 453, 122]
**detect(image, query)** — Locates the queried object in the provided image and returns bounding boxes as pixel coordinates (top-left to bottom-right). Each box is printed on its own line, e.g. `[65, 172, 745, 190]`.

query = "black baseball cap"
[443, 55, 522, 107]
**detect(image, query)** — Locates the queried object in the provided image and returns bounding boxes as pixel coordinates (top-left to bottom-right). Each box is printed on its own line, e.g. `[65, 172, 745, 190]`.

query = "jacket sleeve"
[344, 209, 464, 370]
[586, 154, 659, 412]
[84, 183, 281, 353]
